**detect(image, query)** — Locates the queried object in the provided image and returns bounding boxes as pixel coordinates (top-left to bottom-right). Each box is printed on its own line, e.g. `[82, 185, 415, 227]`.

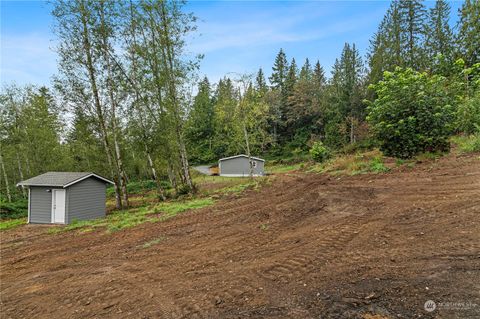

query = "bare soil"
[1, 153, 479, 319]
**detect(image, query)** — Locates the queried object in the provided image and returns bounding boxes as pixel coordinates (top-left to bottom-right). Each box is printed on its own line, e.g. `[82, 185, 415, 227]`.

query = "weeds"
[259, 223, 269, 231]
[311, 149, 389, 175]
[48, 198, 215, 235]
[0, 219, 26, 231]
[266, 163, 303, 173]
[369, 157, 389, 173]
[154, 198, 214, 219]
[451, 134, 480, 154]
[140, 237, 166, 249]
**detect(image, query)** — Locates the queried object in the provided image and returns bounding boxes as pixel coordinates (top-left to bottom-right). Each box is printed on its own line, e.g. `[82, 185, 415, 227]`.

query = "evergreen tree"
[255, 68, 268, 94]
[269, 48, 289, 90]
[282, 58, 298, 140]
[398, 0, 427, 69]
[299, 58, 312, 81]
[425, 0, 454, 63]
[368, 1, 403, 85]
[313, 60, 326, 90]
[186, 77, 215, 163]
[456, 0, 480, 66]
[213, 77, 238, 156]
[285, 58, 298, 98]
[327, 43, 366, 146]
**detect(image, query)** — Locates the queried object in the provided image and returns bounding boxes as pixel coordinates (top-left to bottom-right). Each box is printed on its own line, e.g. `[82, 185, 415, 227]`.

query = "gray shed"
[17, 172, 114, 224]
[219, 154, 265, 177]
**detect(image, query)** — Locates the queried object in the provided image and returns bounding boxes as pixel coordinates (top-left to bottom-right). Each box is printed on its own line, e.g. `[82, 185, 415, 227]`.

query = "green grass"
[0, 218, 26, 231]
[216, 181, 256, 194]
[48, 197, 215, 234]
[266, 163, 304, 173]
[451, 134, 480, 154]
[415, 152, 443, 161]
[311, 149, 390, 176]
[154, 198, 214, 219]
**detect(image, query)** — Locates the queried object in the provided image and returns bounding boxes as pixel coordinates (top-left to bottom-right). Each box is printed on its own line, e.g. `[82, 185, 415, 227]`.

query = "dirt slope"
[1, 153, 479, 319]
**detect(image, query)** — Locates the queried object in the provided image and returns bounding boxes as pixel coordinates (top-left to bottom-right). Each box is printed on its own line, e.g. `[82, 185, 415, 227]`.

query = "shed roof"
[219, 154, 265, 162]
[16, 172, 114, 188]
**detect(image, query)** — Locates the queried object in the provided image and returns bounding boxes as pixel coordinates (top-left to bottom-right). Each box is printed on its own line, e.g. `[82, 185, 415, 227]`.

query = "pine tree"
[299, 58, 312, 81]
[313, 60, 326, 89]
[398, 0, 427, 69]
[269, 48, 289, 90]
[284, 58, 298, 98]
[425, 0, 454, 62]
[213, 77, 238, 156]
[368, 1, 403, 85]
[456, 0, 480, 66]
[186, 77, 215, 162]
[255, 68, 268, 94]
[327, 43, 366, 145]
[282, 58, 298, 140]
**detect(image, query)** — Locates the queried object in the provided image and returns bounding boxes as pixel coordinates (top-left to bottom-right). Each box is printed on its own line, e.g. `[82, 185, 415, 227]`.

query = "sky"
[0, 0, 464, 88]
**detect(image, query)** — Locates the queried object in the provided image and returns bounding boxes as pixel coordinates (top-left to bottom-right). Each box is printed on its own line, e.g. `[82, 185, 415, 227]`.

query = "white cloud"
[187, 3, 383, 55]
[1, 33, 57, 86]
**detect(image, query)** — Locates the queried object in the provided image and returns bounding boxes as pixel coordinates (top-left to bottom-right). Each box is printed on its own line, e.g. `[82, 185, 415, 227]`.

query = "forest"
[1, 0, 479, 211]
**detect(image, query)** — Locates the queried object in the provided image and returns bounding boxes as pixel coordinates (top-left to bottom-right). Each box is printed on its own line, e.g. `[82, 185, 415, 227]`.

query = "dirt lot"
[1, 153, 479, 319]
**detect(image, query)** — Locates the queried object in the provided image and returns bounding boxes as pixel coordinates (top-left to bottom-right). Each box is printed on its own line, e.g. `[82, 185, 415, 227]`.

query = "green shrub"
[367, 68, 454, 159]
[369, 157, 389, 173]
[455, 94, 480, 135]
[0, 199, 28, 219]
[310, 141, 331, 162]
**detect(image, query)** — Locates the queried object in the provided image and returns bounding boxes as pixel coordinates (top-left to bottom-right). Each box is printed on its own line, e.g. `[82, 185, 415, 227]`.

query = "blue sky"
[1, 1, 463, 87]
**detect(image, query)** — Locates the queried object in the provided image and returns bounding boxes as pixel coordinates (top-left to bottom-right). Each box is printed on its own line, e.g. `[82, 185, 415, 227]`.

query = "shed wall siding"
[30, 186, 58, 223]
[66, 178, 106, 223]
[220, 157, 264, 176]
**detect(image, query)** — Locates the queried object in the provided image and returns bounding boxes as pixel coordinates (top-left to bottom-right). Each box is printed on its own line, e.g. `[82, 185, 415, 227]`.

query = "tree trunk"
[98, 2, 129, 208]
[145, 145, 166, 201]
[16, 152, 26, 198]
[243, 121, 253, 178]
[167, 163, 178, 193]
[350, 118, 354, 144]
[0, 151, 12, 202]
[79, 2, 122, 209]
[159, 2, 193, 191]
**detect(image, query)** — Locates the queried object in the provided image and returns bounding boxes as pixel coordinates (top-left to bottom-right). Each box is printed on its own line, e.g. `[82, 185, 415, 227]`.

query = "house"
[16, 172, 114, 224]
[218, 154, 265, 177]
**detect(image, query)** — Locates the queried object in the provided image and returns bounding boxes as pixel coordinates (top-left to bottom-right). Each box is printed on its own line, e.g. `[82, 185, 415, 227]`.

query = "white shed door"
[52, 189, 66, 224]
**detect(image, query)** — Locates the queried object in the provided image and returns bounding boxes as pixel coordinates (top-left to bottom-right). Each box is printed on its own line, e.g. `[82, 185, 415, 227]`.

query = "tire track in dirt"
[1, 153, 479, 319]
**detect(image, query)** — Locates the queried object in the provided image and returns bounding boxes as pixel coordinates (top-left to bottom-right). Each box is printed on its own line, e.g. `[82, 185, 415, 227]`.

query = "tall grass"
[451, 134, 480, 154]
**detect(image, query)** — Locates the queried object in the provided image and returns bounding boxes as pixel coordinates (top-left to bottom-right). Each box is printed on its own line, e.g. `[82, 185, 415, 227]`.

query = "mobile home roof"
[219, 154, 265, 162]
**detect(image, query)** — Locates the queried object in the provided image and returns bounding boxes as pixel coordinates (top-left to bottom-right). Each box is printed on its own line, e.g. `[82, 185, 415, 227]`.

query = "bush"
[310, 141, 331, 162]
[367, 68, 454, 159]
[455, 94, 480, 135]
[0, 199, 28, 220]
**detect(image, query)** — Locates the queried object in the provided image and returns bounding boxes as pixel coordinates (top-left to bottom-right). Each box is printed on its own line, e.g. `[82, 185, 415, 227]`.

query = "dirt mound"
[1, 153, 479, 318]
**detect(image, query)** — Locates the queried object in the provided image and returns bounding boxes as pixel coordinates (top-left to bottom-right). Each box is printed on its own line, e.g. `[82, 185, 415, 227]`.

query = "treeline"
[1, 0, 479, 205]
[186, 0, 479, 162]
